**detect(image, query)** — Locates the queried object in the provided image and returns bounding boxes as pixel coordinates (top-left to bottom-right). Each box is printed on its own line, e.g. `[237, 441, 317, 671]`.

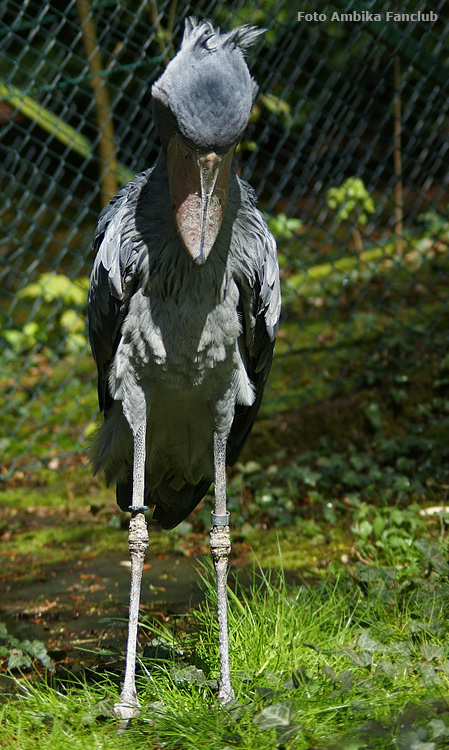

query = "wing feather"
[88, 171, 152, 412]
[227, 182, 281, 465]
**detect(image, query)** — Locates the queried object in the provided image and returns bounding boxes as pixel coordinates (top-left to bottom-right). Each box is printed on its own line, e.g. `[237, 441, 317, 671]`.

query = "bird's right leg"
[210, 431, 235, 704]
[115, 418, 149, 723]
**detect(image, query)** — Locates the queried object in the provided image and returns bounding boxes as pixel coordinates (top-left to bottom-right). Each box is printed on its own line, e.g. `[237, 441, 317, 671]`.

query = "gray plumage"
[152, 19, 262, 151]
[88, 19, 280, 532]
[88, 17, 281, 716]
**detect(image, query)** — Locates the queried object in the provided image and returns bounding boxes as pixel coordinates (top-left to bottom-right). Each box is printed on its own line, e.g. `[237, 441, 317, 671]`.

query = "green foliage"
[3, 321, 41, 354]
[259, 92, 292, 126]
[351, 502, 426, 566]
[18, 273, 88, 307]
[0, 81, 134, 184]
[226, 424, 444, 534]
[3, 273, 89, 356]
[236, 137, 257, 154]
[3, 563, 449, 749]
[418, 206, 449, 239]
[326, 177, 376, 227]
[266, 212, 302, 242]
[0, 622, 52, 671]
[364, 402, 383, 432]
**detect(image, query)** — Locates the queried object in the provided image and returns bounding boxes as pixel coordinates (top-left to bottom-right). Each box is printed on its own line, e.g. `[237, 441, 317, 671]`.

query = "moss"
[244, 526, 349, 573]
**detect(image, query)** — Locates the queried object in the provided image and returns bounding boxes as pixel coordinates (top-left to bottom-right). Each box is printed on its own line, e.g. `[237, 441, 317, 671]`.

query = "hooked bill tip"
[192, 249, 206, 267]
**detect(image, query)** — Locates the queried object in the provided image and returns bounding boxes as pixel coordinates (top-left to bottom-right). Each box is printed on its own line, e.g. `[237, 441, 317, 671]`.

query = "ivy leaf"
[330, 671, 354, 697]
[415, 540, 449, 576]
[428, 719, 449, 739]
[388, 641, 413, 656]
[322, 666, 337, 682]
[8, 649, 32, 670]
[169, 665, 215, 687]
[143, 637, 184, 661]
[340, 649, 373, 668]
[252, 700, 302, 741]
[304, 641, 322, 652]
[255, 687, 286, 701]
[420, 644, 444, 662]
[418, 663, 442, 684]
[357, 631, 387, 653]
[225, 700, 254, 721]
[283, 666, 310, 689]
[377, 660, 396, 677]
[20, 639, 53, 669]
[82, 699, 116, 726]
[276, 721, 304, 743]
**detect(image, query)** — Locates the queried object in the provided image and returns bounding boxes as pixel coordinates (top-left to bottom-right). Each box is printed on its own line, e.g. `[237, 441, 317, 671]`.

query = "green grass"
[1, 562, 449, 749]
[1, 217, 449, 746]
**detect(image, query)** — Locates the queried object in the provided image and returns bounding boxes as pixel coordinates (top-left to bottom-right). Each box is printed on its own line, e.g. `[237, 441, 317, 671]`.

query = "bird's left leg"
[115, 418, 149, 722]
[210, 431, 235, 704]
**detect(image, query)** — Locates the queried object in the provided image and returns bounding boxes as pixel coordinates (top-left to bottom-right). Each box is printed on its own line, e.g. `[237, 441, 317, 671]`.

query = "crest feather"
[181, 17, 264, 55]
[223, 24, 265, 52]
[181, 17, 216, 52]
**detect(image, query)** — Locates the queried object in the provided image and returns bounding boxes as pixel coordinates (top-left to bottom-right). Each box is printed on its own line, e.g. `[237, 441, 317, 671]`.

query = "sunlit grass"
[2, 560, 449, 749]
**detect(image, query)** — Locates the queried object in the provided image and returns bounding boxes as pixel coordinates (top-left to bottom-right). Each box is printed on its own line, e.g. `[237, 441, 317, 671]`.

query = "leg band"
[211, 510, 230, 527]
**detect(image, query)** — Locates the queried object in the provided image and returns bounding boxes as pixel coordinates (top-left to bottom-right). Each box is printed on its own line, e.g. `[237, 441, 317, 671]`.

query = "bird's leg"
[115, 421, 149, 722]
[210, 431, 235, 704]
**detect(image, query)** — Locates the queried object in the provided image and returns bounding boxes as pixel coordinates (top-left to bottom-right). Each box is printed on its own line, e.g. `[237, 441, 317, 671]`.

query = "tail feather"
[90, 403, 132, 485]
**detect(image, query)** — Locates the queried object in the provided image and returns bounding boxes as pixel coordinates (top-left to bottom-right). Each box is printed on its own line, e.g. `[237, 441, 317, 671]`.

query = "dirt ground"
[1, 533, 206, 671]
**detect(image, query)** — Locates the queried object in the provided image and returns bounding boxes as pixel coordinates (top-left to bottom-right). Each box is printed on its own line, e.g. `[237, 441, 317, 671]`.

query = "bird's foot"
[114, 691, 140, 731]
[218, 681, 235, 705]
[114, 699, 140, 720]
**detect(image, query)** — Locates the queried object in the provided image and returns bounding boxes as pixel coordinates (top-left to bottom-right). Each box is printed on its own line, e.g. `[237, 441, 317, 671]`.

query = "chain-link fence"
[1, 0, 448, 478]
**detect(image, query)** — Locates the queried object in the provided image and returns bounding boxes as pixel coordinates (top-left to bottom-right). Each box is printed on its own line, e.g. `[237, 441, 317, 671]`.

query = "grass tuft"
[4, 557, 448, 748]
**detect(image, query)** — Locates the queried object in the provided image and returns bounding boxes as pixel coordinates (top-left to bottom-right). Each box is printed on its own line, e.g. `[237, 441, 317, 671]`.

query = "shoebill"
[88, 17, 281, 720]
